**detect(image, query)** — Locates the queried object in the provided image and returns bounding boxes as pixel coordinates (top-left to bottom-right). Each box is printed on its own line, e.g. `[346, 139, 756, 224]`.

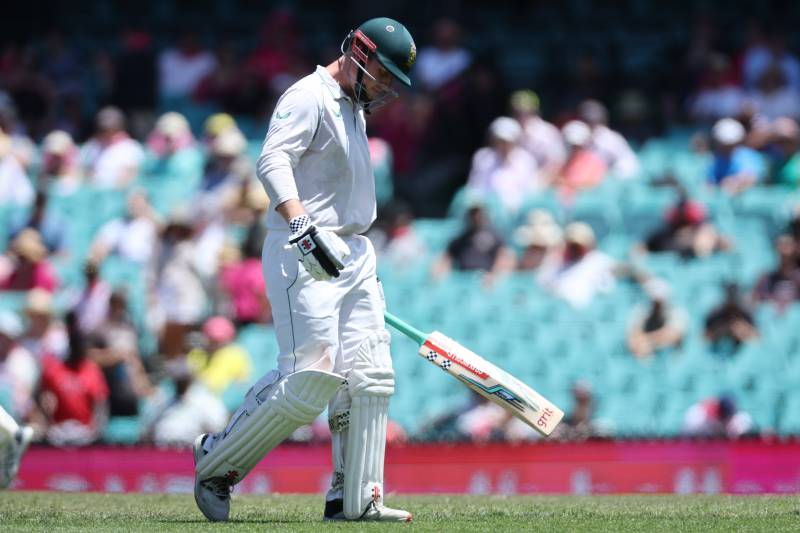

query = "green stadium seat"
[103, 416, 141, 445]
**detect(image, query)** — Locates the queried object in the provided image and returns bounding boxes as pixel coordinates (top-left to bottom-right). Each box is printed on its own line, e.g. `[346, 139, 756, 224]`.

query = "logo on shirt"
[333, 107, 342, 118]
[276, 110, 292, 119]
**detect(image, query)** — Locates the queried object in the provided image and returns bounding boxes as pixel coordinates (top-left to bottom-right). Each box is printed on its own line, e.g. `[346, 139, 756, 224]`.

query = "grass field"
[1, 492, 799, 532]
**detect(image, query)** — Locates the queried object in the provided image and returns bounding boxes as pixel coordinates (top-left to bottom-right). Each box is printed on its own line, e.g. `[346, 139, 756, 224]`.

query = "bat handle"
[384, 311, 428, 345]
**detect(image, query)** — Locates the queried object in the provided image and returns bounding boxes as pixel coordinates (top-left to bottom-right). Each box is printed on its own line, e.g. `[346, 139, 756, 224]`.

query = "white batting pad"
[0, 406, 19, 445]
[196, 369, 344, 483]
[343, 330, 394, 519]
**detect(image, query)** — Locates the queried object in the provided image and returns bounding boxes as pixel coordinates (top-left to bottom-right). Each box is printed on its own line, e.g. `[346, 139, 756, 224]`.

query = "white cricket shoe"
[1, 425, 33, 489]
[193, 434, 232, 522]
[324, 499, 412, 522]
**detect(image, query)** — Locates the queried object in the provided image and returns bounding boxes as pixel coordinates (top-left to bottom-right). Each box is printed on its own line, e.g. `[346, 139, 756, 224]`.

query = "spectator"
[149, 361, 227, 447]
[578, 99, 640, 179]
[742, 32, 800, 91]
[36, 312, 109, 446]
[8, 190, 68, 255]
[72, 260, 112, 336]
[747, 65, 800, 121]
[465, 117, 541, 213]
[627, 278, 687, 358]
[367, 201, 427, 271]
[552, 381, 600, 442]
[195, 127, 249, 217]
[18, 288, 68, 363]
[158, 32, 216, 101]
[370, 137, 394, 208]
[38, 130, 82, 196]
[196, 44, 270, 117]
[202, 112, 237, 150]
[753, 235, 800, 311]
[414, 18, 471, 91]
[91, 291, 153, 417]
[683, 395, 754, 439]
[455, 396, 517, 443]
[688, 54, 745, 124]
[145, 112, 204, 179]
[0, 127, 34, 207]
[0, 229, 59, 293]
[770, 118, 800, 186]
[0, 312, 37, 421]
[537, 222, 617, 308]
[81, 106, 144, 188]
[708, 118, 766, 194]
[187, 316, 252, 396]
[0, 96, 37, 171]
[156, 206, 207, 359]
[90, 190, 160, 265]
[40, 30, 83, 101]
[644, 192, 728, 258]
[556, 120, 608, 196]
[111, 30, 157, 137]
[704, 283, 758, 354]
[509, 90, 566, 181]
[218, 239, 271, 327]
[513, 210, 564, 272]
[0, 45, 55, 141]
[246, 10, 305, 92]
[431, 205, 516, 284]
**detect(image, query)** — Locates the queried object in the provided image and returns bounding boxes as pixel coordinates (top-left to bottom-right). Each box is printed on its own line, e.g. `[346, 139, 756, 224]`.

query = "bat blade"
[384, 311, 564, 436]
[420, 331, 564, 436]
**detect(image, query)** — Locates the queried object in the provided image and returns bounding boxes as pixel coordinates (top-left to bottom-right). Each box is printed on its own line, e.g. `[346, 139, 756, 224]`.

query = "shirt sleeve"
[256, 86, 320, 208]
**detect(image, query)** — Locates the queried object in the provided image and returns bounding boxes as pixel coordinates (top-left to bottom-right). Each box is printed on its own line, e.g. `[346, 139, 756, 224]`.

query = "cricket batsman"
[193, 18, 416, 522]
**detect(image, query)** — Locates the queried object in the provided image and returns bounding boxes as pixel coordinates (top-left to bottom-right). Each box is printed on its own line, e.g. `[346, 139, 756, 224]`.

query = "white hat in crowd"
[564, 221, 596, 247]
[213, 128, 247, 157]
[489, 117, 522, 143]
[156, 112, 191, 139]
[712, 118, 745, 145]
[42, 130, 75, 155]
[562, 120, 592, 147]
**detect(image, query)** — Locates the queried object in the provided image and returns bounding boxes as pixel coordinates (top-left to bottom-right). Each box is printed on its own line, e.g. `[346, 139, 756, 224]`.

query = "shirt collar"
[316, 65, 348, 101]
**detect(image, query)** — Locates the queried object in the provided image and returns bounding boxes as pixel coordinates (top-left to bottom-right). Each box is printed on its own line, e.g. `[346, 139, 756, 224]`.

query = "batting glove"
[288, 215, 350, 281]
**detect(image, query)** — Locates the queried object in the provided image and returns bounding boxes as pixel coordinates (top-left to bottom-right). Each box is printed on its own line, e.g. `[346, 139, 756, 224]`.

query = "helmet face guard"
[341, 29, 398, 113]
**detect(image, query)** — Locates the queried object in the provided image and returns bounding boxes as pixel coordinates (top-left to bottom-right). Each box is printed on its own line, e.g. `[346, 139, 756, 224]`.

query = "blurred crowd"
[4, 10, 800, 445]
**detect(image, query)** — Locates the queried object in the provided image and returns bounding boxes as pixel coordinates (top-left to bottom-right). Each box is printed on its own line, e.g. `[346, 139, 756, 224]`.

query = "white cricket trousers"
[262, 231, 385, 377]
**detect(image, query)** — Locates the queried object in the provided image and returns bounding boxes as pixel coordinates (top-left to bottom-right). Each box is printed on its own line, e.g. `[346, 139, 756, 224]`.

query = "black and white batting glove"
[288, 215, 351, 281]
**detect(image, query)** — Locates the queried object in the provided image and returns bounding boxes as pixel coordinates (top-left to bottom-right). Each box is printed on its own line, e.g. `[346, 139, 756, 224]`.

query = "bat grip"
[384, 311, 428, 345]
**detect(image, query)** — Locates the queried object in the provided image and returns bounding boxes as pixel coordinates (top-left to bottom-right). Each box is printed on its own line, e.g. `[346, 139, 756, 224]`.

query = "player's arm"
[257, 89, 349, 281]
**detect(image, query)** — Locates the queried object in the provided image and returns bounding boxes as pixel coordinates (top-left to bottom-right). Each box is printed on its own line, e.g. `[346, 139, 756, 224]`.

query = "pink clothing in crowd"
[220, 259, 270, 323]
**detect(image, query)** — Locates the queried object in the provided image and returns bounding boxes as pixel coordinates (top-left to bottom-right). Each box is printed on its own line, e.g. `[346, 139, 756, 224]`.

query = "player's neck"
[327, 57, 356, 100]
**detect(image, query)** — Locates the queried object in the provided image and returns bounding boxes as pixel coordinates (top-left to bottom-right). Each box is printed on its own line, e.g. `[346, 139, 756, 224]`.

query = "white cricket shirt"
[257, 65, 375, 235]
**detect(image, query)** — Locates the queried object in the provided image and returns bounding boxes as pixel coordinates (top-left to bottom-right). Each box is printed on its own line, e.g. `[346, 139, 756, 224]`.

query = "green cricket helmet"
[342, 17, 416, 111]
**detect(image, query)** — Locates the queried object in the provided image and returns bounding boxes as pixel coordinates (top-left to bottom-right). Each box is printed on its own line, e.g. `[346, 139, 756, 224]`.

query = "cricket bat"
[385, 311, 564, 436]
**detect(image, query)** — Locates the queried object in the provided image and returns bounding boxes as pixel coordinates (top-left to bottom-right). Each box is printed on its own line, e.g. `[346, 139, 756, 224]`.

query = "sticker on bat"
[460, 375, 540, 413]
[537, 407, 556, 428]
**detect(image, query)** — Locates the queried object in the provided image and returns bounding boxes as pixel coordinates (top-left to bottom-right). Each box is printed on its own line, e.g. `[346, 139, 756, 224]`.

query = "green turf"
[1, 492, 799, 532]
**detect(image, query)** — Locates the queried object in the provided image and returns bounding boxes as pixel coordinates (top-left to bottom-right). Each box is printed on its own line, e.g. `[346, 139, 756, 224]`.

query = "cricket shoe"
[324, 499, 412, 522]
[0, 425, 33, 489]
[193, 434, 232, 522]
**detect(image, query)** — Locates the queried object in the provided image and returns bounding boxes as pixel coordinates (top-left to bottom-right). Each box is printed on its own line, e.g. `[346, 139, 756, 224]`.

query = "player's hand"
[288, 217, 350, 281]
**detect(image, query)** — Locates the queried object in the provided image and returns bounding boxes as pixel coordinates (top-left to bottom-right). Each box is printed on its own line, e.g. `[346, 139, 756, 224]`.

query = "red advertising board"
[12, 441, 800, 494]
